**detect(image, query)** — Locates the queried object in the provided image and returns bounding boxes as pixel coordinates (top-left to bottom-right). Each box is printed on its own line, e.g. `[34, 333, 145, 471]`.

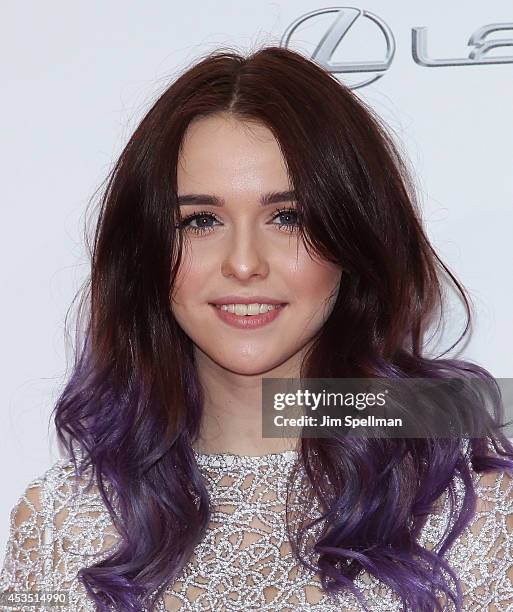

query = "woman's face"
[171, 112, 342, 376]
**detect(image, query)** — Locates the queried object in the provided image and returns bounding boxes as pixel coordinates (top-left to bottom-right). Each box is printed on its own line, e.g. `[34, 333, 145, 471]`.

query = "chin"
[213, 352, 286, 376]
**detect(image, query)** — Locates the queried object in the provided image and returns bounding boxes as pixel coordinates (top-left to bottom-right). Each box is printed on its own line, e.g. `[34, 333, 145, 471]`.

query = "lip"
[209, 296, 287, 305]
[210, 303, 287, 329]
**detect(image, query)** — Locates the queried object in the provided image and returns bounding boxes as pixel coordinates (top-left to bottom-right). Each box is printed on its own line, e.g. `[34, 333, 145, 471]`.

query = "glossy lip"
[209, 295, 287, 305]
[210, 303, 287, 329]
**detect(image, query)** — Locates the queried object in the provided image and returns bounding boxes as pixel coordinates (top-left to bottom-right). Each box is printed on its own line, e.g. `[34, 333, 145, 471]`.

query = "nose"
[220, 224, 270, 280]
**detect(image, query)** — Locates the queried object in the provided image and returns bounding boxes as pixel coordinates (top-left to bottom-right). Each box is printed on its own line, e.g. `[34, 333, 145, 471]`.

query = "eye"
[270, 207, 300, 232]
[176, 207, 301, 236]
[177, 210, 220, 235]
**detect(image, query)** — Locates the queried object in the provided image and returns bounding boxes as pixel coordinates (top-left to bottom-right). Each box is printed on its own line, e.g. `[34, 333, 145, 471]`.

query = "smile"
[209, 303, 287, 329]
[216, 303, 281, 315]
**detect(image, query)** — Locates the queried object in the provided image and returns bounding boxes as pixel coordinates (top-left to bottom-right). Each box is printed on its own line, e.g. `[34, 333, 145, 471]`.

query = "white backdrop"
[1, 1, 512, 555]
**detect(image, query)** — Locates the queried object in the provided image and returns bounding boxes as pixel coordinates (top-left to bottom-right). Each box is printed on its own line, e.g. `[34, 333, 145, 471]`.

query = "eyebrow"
[176, 190, 296, 207]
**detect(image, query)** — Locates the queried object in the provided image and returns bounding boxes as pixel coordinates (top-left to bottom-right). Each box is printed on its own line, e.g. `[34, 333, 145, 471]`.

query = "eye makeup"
[177, 207, 300, 236]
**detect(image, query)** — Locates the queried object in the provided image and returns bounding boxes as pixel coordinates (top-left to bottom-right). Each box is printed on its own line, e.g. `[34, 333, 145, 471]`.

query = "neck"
[192, 348, 302, 456]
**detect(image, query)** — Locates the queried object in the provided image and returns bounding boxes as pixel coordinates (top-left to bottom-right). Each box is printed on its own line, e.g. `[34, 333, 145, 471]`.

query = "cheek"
[287, 255, 342, 304]
[170, 250, 205, 306]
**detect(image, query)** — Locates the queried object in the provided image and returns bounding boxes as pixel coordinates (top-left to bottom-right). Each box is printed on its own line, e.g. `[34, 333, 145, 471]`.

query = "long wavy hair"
[53, 46, 513, 611]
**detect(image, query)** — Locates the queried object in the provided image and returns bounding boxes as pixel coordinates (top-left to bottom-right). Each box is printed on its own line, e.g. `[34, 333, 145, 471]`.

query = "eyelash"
[177, 207, 300, 235]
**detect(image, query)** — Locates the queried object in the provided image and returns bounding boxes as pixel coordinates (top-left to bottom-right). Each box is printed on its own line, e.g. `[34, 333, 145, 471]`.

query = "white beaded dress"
[1, 445, 513, 611]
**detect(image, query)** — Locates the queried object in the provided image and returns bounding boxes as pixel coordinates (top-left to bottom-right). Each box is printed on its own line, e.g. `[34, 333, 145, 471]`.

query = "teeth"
[217, 303, 281, 316]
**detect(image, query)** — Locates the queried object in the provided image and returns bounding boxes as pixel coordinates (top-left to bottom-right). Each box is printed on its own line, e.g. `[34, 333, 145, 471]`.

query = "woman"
[1, 46, 512, 611]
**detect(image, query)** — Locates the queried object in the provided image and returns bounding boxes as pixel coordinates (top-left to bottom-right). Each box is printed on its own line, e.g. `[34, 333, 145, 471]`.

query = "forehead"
[176, 114, 290, 193]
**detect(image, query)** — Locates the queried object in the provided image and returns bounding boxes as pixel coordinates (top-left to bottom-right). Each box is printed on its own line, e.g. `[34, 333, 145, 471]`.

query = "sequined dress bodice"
[1, 447, 513, 611]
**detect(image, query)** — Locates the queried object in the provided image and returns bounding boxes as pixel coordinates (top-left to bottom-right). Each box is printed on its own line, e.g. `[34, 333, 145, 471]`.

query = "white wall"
[1, 0, 512, 555]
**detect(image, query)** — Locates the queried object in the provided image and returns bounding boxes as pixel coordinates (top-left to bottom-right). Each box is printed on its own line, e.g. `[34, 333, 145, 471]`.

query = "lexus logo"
[281, 7, 513, 89]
